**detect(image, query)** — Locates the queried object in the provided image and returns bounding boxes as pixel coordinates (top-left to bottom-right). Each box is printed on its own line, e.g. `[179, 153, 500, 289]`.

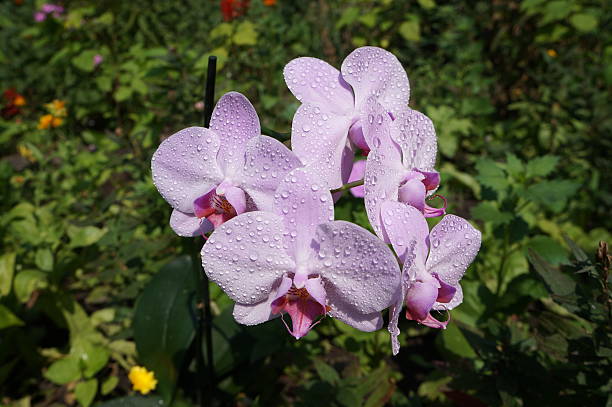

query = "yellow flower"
[128, 366, 157, 395]
[13, 95, 26, 106]
[38, 114, 53, 130]
[17, 145, 35, 162]
[547, 49, 557, 58]
[45, 99, 67, 117]
[52, 116, 63, 128]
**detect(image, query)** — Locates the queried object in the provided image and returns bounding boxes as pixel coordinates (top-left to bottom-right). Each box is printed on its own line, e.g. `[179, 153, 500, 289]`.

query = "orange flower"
[38, 114, 53, 130]
[52, 117, 63, 127]
[546, 49, 557, 58]
[13, 95, 26, 106]
[263, 0, 276, 5]
[45, 99, 67, 117]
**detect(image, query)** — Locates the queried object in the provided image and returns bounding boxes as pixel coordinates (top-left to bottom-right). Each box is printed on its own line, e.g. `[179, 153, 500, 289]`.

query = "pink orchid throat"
[405, 273, 455, 329]
[398, 169, 446, 218]
[193, 189, 237, 228]
[271, 279, 329, 339]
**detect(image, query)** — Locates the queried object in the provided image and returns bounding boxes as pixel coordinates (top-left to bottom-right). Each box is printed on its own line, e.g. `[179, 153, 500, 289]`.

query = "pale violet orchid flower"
[381, 201, 481, 355]
[361, 99, 444, 242]
[201, 168, 400, 338]
[284, 46, 410, 189]
[152, 92, 302, 237]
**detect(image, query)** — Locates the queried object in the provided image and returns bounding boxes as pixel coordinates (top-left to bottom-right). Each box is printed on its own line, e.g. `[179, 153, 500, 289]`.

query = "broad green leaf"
[72, 50, 98, 72]
[418, 0, 436, 9]
[133, 256, 196, 403]
[0, 305, 23, 329]
[570, 13, 598, 32]
[75, 379, 98, 407]
[101, 376, 119, 395]
[475, 158, 509, 193]
[527, 235, 569, 265]
[35, 248, 53, 272]
[471, 202, 513, 225]
[522, 180, 580, 212]
[0, 252, 16, 297]
[336, 7, 360, 29]
[115, 86, 133, 102]
[67, 225, 107, 247]
[44, 355, 81, 384]
[210, 23, 233, 39]
[399, 18, 420, 42]
[14, 270, 48, 303]
[527, 249, 575, 296]
[314, 359, 340, 385]
[525, 155, 559, 178]
[505, 153, 523, 178]
[438, 322, 477, 358]
[97, 396, 163, 407]
[233, 21, 257, 46]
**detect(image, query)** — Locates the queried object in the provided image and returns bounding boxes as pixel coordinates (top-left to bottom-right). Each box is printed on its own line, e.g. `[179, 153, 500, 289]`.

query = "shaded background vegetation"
[0, 0, 610, 406]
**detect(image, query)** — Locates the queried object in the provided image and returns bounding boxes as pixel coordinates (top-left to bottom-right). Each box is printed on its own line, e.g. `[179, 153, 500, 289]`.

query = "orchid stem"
[331, 179, 364, 193]
[261, 126, 290, 141]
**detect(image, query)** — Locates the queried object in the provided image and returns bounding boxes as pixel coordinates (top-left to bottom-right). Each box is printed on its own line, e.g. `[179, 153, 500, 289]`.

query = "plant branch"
[331, 179, 364, 193]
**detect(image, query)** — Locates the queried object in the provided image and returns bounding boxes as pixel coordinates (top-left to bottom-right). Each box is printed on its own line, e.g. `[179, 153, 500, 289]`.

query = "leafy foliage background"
[0, 0, 610, 406]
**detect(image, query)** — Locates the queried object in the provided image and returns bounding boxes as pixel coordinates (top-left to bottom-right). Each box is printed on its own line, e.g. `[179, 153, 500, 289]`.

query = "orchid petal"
[274, 168, 333, 262]
[362, 103, 404, 241]
[222, 185, 247, 215]
[290, 103, 353, 189]
[201, 211, 295, 305]
[239, 135, 303, 211]
[326, 286, 384, 332]
[305, 276, 327, 309]
[435, 278, 457, 303]
[313, 221, 400, 316]
[427, 215, 481, 309]
[151, 127, 222, 213]
[210, 92, 261, 176]
[388, 263, 412, 355]
[405, 281, 438, 321]
[341, 46, 410, 117]
[347, 159, 366, 198]
[169, 209, 212, 237]
[283, 57, 354, 116]
[379, 202, 429, 266]
[398, 177, 426, 213]
[390, 108, 437, 172]
[434, 284, 463, 311]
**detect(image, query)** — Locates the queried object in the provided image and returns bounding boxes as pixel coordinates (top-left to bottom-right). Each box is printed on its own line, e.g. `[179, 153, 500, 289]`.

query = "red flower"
[220, 0, 250, 21]
[2, 88, 26, 119]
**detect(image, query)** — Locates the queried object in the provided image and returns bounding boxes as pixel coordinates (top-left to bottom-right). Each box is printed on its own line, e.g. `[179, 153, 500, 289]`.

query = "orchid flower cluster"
[151, 47, 481, 355]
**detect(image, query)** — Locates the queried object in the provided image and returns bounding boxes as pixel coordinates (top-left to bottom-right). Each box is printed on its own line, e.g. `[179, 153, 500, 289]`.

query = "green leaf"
[336, 7, 360, 29]
[72, 50, 98, 72]
[101, 376, 119, 395]
[527, 249, 575, 296]
[233, 21, 257, 46]
[525, 155, 559, 178]
[314, 359, 340, 385]
[97, 396, 163, 407]
[75, 379, 98, 407]
[399, 17, 420, 42]
[438, 322, 477, 358]
[115, 86, 133, 102]
[522, 180, 580, 212]
[505, 153, 523, 178]
[67, 225, 107, 248]
[570, 13, 598, 32]
[475, 158, 509, 193]
[471, 202, 513, 225]
[44, 355, 81, 384]
[0, 304, 23, 329]
[35, 248, 53, 272]
[133, 256, 196, 403]
[14, 270, 48, 303]
[0, 252, 16, 297]
[527, 235, 569, 265]
[418, 0, 436, 9]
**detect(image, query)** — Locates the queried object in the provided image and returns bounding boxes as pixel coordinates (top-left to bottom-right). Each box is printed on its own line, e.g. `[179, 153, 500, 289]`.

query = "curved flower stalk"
[151, 92, 302, 237]
[284, 46, 410, 189]
[361, 100, 443, 242]
[381, 201, 481, 355]
[201, 168, 400, 338]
